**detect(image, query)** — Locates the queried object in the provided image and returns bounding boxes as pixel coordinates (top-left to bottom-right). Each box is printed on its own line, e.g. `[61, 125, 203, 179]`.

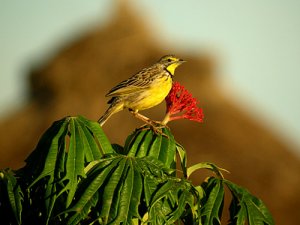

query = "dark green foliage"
[0, 169, 23, 225]
[225, 180, 275, 225]
[17, 116, 113, 224]
[0, 116, 274, 225]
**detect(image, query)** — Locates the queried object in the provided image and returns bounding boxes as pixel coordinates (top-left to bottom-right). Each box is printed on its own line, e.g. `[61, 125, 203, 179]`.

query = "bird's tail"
[98, 100, 123, 126]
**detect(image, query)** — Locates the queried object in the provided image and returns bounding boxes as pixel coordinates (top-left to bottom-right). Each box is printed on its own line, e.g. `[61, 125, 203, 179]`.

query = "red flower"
[162, 82, 204, 125]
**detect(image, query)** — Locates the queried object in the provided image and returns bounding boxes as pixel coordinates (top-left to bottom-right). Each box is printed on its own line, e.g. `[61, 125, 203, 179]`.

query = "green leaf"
[167, 185, 196, 224]
[136, 130, 155, 157]
[64, 118, 85, 206]
[77, 116, 114, 154]
[66, 156, 137, 224]
[111, 158, 134, 224]
[128, 163, 143, 219]
[111, 143, 124, 154]
[126, 129, 149, 156]
[99, 157, 127, 222]
[158, 128, 176, 169]
[66, 155, 194, 224]
[20, 116, 113, 224]
[26, 118, 69, 185]
[0, 169, 23, 225]
[77, 120, 102, 161]
[66, 156, 121, 225]
[124, 127, 177, 170]
[175, 143, 188, 178]
[26, 118, 69, 223]
[201, 177, 224, 225]
[147, 178, 201, 225]
[225, 180, 274, 225]
[143, 173, 160, 207]
[187, 162, 229, 179]
[147, 133, 162, 159]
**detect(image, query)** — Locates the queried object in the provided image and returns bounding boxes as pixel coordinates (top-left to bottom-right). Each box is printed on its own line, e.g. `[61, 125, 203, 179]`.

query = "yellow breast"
[125, 75, 172, 111]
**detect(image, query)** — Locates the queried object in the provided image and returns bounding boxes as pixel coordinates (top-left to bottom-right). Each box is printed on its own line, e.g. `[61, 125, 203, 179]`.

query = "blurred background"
[1, 0, 299, 224]
[1, 0, 300, 153]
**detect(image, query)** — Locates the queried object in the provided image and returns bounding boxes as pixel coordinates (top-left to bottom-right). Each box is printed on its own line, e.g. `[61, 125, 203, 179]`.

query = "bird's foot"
[129, 110, 168, 137]
[138, 122, 168, 137]
[150, 120, 169, 129]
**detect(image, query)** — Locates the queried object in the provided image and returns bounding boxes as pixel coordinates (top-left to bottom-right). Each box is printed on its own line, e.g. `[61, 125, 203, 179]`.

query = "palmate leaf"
[225, 180, 274, 225]
[200, 177, 224, 225]
[66, 155, 199, 225]
[20, 116, 113, 224]
[148, 179, 201, 225]
[66, 155, 159, 224]
[65, 155, 140, 224]
[0, 169, 23, 225]
[65, 156, 122, 225]
[124, 127, 176, 169]
[137, 156, 173, 207]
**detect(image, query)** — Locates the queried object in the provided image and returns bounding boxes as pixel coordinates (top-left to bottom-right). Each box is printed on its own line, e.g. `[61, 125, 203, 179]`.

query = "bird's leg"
[129, 109, 167, 136]
[129, 109, 152, 125]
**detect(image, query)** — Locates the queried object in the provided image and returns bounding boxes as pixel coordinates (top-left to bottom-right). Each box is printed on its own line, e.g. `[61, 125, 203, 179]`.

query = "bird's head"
[159, 55, 186, 76]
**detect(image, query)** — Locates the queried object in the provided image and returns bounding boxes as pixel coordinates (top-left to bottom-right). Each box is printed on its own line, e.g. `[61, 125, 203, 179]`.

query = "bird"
[98, 55, 186, 126]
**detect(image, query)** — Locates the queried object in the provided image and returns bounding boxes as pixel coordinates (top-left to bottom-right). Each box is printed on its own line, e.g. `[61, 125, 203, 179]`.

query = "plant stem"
[161, 112, 171, 125]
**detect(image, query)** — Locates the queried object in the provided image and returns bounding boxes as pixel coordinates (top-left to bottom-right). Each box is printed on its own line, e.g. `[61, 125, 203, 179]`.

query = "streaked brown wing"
[105, 65, 159, 97]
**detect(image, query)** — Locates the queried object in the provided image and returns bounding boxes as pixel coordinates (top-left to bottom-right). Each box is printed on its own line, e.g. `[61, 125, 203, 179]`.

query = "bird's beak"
[178, 59, 186, 64]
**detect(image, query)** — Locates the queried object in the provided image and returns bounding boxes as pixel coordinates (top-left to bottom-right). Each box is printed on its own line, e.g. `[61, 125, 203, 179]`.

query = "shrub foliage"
[0, 116, 274, 224]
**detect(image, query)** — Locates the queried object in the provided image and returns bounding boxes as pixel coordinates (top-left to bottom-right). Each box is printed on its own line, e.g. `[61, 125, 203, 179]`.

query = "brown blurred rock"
[0, 3, 299, 224]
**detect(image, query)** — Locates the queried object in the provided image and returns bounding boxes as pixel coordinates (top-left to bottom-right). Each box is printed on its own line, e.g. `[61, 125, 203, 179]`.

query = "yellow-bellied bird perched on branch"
[98, 55, 185, 126]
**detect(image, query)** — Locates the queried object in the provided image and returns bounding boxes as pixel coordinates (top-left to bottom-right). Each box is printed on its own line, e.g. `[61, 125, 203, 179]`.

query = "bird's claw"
[138, 121, 168, 137]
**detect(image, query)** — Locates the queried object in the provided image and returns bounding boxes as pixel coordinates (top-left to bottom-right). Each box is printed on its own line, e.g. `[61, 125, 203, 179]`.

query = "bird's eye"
[167, 58, 172, 62]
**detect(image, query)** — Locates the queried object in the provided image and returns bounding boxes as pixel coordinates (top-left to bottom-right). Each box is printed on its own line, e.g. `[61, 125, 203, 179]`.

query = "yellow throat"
[166, 62, 183, 75]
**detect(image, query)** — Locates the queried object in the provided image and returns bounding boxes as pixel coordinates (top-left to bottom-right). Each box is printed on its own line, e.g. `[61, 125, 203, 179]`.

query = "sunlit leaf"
[20, 116, 113, 224]
[124, 127, 176, 170]
[187, 162, 229, 179]
[176, 143, 187, 178]
[66, 156, 121, 225]
[158, 128, 176, 170]
[201, 177, 224, 225]
[225, 180, 274, 225]
[77, 116, 114, 154]
[125, 129, 149, 156]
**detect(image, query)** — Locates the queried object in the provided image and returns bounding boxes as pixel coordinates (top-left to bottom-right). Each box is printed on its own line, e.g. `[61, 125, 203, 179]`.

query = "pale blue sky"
[1, 0, 300, 154]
